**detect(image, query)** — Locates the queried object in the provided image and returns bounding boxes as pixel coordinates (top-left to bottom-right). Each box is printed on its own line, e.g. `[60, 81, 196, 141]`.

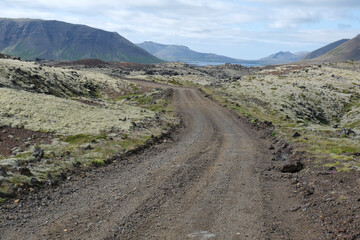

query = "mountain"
[311, 35, 360, 62]
[258, 51, 308, 64]
[302, 39, 350, 60]
[137, 41, 308, 65]
[0, 18, 162, 63]
[137, 41, 246, 64]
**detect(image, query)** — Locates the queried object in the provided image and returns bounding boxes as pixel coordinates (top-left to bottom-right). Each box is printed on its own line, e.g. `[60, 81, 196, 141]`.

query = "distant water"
[183, 60, 260, 67]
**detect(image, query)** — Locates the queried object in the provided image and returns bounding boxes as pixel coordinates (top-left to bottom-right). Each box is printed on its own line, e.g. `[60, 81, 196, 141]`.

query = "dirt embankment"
[0, 58, 178, 199]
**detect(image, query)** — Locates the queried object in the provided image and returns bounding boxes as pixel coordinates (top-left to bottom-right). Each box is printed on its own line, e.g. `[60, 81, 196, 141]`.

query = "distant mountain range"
[1, 18, 358, 66]
[137, 41, 308, 65]
[0, 18, 162, 63]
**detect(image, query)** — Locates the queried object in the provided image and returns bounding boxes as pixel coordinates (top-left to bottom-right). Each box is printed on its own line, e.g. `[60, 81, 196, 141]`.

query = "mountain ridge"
[301, 39, 350, 60]
[311, 34, 360, 62]
[0, 18, 162, 63]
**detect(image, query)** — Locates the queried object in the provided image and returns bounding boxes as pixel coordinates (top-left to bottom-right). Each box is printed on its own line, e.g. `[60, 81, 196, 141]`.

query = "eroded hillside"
[0, 58, 178, 198]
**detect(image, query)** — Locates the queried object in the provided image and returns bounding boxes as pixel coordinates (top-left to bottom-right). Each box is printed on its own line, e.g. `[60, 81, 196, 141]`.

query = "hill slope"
[0, 18, 162, 63]
[137, 41, 307, 65]
[302, 39, 349, 60]
[137, 41, 245, 63]
[313, 35, 360, 62]
[258, 51, 308, 64]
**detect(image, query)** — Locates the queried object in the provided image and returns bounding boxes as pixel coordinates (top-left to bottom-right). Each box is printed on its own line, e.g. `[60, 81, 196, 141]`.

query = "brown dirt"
[0, 83, 328, 239]
[293, 160, 360, 239]
[0, 127, 53, 157]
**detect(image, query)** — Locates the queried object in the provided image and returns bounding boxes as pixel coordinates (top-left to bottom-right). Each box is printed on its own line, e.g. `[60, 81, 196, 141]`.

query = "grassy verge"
[201, 84, 360, 172]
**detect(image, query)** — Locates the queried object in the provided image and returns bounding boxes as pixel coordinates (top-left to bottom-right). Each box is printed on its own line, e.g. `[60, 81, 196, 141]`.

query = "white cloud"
[0, 0, 359, 58]
[247, 0, 360, 8]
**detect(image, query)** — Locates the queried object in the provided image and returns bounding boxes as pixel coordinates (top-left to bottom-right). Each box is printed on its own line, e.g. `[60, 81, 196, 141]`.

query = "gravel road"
[0, 83, 318, 239]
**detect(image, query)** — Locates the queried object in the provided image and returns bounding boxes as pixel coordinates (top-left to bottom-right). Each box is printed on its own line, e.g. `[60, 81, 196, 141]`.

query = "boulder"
[341, 128, 356, 137]
[0, 167, 7, 177]
[280, 159, 304, 173]
[19, 167, 32, 176]
[32, 147, 44, 161]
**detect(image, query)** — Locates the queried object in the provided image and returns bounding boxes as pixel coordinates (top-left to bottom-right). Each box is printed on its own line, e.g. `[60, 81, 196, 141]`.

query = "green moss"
[168, 78, 182, 86]
[15, 152, 32, 159]
[0, 197, 4, 203]
[324, 161, 342, 167]
[64, 134, 106, 145]
[329, 146, 358, 154]
[91, 159, 105, 167]
[9, 174, 29, 185]
[338, 166, 353, 173]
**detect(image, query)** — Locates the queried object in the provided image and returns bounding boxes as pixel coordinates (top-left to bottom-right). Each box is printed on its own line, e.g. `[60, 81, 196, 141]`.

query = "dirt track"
[0, 84, 319, 239]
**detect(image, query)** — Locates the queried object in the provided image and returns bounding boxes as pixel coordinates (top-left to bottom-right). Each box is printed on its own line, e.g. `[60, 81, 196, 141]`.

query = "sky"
[0, 0, 360, 59]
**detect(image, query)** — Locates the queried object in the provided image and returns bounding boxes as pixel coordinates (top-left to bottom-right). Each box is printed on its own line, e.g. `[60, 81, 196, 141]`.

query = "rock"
[269, 145, 275, 150]
[0, 167, 7, 177]
[280, 160, 303, 173]
[301, 203, 311, 210]
[304, 186, 315, 196]
[275, 152, 289, 161]
[32, 147, 44, 161]
[73, 161, 81, 167]
[56, 172, 67, 181]
[19, 167, 32, 176]
[11, 147, 21, 154]
[281, 143, 288, 149]
[30, 177, 40, 185]
[341, 128, 356, 137]
[80, 144, 93, 150]
[292, 132, 301, 138]
[49, 179, 59, 186]
[290, 206, 301, 212]
[264, 120, 273, 127]
[328, 166, 337, 171]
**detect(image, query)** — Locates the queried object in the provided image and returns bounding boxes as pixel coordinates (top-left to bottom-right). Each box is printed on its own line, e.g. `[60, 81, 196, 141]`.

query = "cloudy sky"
[0, 0, 359, 59]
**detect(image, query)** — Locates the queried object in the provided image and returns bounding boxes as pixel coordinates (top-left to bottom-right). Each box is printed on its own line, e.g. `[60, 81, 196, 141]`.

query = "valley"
[0, 57, 359, 239]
